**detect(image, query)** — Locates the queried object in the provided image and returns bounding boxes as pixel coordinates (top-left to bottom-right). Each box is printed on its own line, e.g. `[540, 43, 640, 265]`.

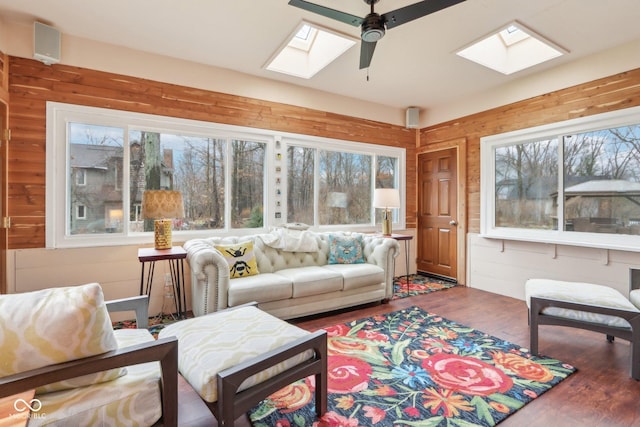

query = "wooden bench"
[526, 277, 640, 380]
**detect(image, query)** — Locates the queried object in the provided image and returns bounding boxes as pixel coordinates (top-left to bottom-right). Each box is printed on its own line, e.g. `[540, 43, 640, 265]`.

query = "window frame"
[46, 102, 405, 248]
[480, 104, 640, 252]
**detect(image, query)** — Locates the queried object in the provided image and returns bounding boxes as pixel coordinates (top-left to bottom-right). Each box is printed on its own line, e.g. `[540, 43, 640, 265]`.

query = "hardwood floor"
[173, 286, 640, 426]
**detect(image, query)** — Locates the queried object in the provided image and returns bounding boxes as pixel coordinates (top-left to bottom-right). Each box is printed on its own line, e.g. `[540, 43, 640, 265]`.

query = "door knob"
[449, 220, 458, 226]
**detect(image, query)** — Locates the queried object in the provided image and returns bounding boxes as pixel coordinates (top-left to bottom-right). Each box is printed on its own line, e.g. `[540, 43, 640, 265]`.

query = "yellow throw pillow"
[215, 242, 260, 279]
[0, 283, 126, 393]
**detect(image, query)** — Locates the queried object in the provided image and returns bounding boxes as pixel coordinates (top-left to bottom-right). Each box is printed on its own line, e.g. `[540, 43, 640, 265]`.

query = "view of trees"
[287, 145, 314, 225]
[69, 123, 400, 236]
[319, 151, 371, 225]
[494, 124, 640, 234]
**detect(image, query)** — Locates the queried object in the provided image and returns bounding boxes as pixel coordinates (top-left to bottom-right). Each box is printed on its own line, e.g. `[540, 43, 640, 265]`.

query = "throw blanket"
[258, 228, 319, 252]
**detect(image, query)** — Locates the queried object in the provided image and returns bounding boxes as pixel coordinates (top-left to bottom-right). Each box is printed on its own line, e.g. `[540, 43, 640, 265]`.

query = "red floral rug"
[392, 274, 457, 300]
[112, 313, 179, 338]
[249, 306, 575, 427]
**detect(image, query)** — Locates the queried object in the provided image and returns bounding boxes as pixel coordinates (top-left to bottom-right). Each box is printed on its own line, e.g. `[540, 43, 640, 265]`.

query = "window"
[287, 145, 314, 225]
[481, 105, 640, 251]
[286, 143, 403, 229]
[456, 21, 566, 75]
[47, 102, 404, 248]
[76, 204, 86, 220]
[75, 168, 86, 186]
[265, 21, 357, 79]
[320, 151, 371, 225]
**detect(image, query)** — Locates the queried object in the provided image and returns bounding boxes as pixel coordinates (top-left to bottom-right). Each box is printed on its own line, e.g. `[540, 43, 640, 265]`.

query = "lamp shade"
[142, 190, 184, 250]
[142, 190, 184, 220]
[373, 188, 400, 209]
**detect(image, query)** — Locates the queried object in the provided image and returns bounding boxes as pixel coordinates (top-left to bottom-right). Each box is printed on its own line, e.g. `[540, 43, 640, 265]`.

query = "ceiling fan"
[288, 0, 467, 69]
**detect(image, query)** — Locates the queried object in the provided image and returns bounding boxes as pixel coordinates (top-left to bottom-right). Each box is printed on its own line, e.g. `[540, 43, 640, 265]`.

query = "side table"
[387, 234, 413, 295]
[138, 246, 187, 319]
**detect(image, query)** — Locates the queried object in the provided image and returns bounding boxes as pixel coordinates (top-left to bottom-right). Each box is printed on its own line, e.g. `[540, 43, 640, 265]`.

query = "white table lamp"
[373, 188, 400, 235]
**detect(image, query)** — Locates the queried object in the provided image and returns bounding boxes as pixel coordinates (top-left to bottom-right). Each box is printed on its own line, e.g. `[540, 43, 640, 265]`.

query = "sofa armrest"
[184, 238, 232, 316]
[106, 295, 149, 329]
[363, 235, 400, 299]
[0, 336, 179, 427]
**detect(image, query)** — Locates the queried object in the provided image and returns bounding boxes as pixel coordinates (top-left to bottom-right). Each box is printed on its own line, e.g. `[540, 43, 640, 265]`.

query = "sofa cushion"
[215, 241, 260, 278]
[327, 234, 365, 264]
[228, 273, 292, 306]
[277, 266, 343, 298]
[323, 263, 385, 291]
[0, 283, 125, 393]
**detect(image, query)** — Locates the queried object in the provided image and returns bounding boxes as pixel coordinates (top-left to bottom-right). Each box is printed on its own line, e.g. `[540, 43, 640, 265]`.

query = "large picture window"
[47, 102, 405, 248]
[481, 105, 640, 250]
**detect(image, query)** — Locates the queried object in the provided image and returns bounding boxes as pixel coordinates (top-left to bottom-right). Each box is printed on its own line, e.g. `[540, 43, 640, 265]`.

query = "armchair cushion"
[0, 283, 125, 393]
[30, 329, 164, 426]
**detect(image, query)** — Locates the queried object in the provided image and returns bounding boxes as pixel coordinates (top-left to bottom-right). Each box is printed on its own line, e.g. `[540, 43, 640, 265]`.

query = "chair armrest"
[0, 336, 179, 427]
[106, 295, 149, 329]
[217, 330, 327, 418]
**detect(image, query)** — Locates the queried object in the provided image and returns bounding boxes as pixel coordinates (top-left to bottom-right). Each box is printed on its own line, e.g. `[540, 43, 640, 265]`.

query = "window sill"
[479, 231, 640, 253]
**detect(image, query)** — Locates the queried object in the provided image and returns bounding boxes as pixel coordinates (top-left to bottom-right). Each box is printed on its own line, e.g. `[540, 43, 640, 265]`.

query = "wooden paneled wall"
[420, 67, 640, 234]
[7, 56, 416, 249]
[0, 52, 8, 101]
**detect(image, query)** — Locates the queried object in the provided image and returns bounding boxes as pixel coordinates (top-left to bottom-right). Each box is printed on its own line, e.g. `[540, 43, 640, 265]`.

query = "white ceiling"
[2, 0, 640, 124]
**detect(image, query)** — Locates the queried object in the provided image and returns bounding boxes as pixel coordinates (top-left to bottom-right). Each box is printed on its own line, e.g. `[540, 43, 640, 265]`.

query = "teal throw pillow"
[328, 234, 365, 264]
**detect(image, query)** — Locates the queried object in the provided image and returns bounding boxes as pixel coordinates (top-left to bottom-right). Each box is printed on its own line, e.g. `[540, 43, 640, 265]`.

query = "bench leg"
[631, 322, 640, 381]
[315, 337, 328, 418]
[529, 304, 540, 355]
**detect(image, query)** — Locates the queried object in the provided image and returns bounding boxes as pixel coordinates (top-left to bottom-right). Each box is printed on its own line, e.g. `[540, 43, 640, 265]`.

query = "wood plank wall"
[0, 52, 8, 101]
[7, 56, 416, 249]
[420, 67, 640, 234]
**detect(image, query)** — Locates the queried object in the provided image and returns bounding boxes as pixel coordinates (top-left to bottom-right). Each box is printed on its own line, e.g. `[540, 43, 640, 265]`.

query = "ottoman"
[525, 278, 640, 379]
[158, 303, 327, 425]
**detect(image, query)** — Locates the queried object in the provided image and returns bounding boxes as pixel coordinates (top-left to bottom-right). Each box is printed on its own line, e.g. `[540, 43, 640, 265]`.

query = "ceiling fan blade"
[359, 40, 377, 69]
[288, 0, 363, 27]
[381, 0, 466, 30]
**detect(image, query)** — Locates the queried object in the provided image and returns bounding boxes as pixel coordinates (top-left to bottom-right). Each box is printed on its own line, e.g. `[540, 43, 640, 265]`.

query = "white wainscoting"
[7, 244, 191, 320]
[467, 233, 639, 300]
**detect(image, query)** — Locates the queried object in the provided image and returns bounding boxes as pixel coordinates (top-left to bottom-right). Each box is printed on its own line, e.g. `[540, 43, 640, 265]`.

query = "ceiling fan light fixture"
[361, 14, 385, 42]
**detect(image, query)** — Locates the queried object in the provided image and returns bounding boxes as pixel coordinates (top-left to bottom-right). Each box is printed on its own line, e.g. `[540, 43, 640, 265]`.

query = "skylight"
[265, 21, 357, 79]
[456, 21, 567, 75]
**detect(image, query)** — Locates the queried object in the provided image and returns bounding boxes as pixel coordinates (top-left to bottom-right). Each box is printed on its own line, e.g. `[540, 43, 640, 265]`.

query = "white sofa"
[184, 231, 400, 319]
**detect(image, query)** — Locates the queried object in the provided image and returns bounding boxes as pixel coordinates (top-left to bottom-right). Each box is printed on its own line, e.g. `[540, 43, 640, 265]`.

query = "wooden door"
[417, 148, 458, 280]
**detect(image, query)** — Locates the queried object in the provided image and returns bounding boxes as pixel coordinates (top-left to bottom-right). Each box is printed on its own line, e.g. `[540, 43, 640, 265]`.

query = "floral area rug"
[249, 306, 575, 427]
[392, 274, 457, 300]
[112, 313, 179, 338]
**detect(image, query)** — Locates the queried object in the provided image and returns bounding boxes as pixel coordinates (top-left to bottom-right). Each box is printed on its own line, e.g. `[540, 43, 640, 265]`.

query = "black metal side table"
[387, 233, 413, 295]
[138, 246, 187, 319]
